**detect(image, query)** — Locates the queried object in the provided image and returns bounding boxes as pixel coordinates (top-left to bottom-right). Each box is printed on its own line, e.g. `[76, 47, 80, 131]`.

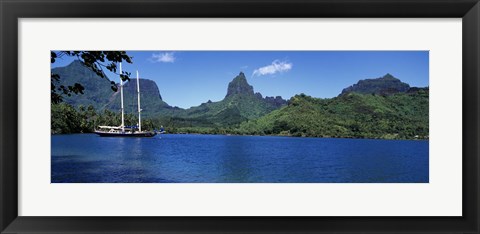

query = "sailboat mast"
[136, 70, 142, 132]
[120, 62, 125, 133]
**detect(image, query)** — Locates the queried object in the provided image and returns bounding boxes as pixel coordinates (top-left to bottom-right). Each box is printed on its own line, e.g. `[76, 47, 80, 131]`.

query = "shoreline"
[51, 132, 429, 141]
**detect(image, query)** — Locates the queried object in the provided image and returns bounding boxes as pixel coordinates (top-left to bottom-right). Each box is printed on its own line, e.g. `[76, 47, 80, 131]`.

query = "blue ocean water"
[51, 134, 429, 183]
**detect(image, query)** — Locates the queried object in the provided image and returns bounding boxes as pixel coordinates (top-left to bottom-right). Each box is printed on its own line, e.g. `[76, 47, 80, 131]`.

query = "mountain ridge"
[51, 61, 428, 139]
[340, 73, 413, 96]
[177, 72, 287, 125]
[51, 62, 288, 122]
[52, 62, 429, 139]
[52, 60, 174, 117]
[237, 89, 429, 139]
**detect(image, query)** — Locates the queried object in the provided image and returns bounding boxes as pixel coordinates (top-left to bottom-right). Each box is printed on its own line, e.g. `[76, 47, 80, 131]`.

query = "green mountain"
[340, 73, 411, 96]
[237, 78, 428, 139]
[52, 62, 428, 139]
[52, 60, 176, 117]
[52, 60, 113, 109]
[176, 72, 287, 126]
[52, 63, 286, 126]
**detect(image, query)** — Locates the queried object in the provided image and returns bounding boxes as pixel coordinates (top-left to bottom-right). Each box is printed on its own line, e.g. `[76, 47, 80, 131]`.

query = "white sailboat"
[94, 63, 157, 137]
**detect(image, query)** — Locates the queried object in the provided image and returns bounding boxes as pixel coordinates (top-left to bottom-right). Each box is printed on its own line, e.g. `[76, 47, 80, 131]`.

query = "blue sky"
[52, 51, 429, 109]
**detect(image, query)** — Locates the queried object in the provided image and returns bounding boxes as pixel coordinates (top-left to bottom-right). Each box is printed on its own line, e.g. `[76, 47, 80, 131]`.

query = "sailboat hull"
[94, 131, 157, 137]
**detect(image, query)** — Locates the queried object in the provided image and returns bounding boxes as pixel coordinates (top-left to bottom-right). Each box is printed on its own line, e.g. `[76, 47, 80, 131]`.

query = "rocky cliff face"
[120, 78, 163, 101]
[264, 96, 288, 108]
[225, 72, 254, 97]
[105, 78, 171, 117]
[225, 72, 287, 107]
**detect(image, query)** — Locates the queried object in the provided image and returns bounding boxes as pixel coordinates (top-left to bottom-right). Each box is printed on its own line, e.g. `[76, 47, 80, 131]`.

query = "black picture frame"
[1, 0, 479, 233]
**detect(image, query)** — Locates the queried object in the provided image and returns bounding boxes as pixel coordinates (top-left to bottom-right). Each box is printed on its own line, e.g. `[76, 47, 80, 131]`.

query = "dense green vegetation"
[139, 72, 288, 130]
[51, 103, 154, 134]
[175, 94, 278, 125]
[119, 91, 428, 140]
[235, 90, 428, 139]
[51, 60, 428, 139]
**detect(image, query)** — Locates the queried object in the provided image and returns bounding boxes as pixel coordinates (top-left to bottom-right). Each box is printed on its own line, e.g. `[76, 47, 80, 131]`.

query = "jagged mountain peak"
[226, 72, 254, 97]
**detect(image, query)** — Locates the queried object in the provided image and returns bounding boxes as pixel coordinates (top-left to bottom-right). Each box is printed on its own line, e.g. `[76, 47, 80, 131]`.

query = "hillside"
[52, 60, 176, 117]
[52, 60, 113, 109]
[237, 89, 429, 139]
[51, 62, 429, 139]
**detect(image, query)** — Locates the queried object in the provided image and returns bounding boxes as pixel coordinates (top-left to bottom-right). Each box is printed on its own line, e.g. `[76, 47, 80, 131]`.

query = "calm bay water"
[51, 134, 428, 183]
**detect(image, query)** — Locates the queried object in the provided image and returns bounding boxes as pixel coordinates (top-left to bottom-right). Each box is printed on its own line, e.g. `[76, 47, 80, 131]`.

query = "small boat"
[94, 63, 157, 138]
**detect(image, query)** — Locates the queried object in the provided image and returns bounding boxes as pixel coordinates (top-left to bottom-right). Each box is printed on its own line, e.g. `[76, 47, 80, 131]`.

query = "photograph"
[50, 50, 429, 183]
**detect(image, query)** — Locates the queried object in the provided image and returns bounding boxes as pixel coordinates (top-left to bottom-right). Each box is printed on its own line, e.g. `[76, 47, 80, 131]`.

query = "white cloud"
[150, 52, 175, 63]
[252, 60, 292, 77]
